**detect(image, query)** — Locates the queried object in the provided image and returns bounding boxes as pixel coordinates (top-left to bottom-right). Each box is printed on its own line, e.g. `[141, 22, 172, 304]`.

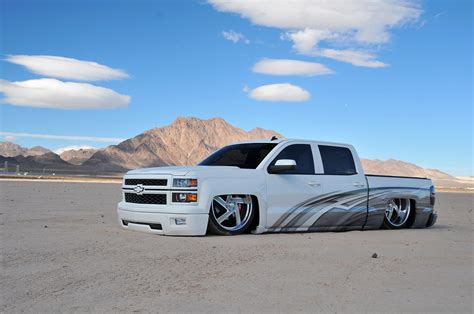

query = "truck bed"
[364, 174, 434, 229]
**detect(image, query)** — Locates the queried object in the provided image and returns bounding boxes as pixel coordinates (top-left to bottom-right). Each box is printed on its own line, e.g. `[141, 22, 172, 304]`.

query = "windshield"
[199, 143, 277, 169]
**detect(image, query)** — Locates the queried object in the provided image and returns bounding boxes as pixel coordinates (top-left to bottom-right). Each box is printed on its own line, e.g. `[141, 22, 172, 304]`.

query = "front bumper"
[117, 202, 209, 236]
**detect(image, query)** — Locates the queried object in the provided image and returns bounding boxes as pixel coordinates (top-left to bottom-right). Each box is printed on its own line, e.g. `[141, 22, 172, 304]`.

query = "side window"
[319, 145, 357, 175]
[269, 144, 315, 175]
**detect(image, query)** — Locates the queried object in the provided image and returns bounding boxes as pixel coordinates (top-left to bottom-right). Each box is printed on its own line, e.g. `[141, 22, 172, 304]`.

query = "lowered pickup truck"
[117, 139, 437, 236]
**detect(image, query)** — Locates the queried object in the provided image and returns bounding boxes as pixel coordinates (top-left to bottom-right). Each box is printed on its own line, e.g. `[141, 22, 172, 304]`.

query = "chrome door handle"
[308, 181, 321, 187]
[353, 182, 365, 188]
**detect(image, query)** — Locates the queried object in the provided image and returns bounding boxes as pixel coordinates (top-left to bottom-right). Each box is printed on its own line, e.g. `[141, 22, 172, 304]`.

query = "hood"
[126, 165, 239, 176]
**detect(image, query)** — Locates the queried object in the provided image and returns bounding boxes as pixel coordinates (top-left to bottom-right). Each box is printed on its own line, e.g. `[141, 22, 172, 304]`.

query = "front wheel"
[383, 198, 411, 229]
[208, 195, 255, 235]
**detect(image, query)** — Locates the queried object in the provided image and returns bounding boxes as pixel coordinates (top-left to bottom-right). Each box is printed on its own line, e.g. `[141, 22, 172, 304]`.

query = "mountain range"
[0, 141, 51, 157]
[0, 117, 469, 188]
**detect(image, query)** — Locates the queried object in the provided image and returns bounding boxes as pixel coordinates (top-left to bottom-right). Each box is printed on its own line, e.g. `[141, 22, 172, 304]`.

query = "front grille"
[124, 179, 167, 186]
[125, 193, 167, 204]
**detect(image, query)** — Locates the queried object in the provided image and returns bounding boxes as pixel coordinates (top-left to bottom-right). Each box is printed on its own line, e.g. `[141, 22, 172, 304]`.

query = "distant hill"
[60, 148, 98, 165]
[0, 142, 51, 157]
[361, 158, 454, 180]
[0, 151, 112, 175]
[0, 152, 74, 173]
[361, 159, 468, 188]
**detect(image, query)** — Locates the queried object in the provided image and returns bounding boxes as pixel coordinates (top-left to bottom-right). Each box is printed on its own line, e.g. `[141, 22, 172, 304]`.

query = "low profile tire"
[383, 198, 411, 229]
[208, 195, 255, 235]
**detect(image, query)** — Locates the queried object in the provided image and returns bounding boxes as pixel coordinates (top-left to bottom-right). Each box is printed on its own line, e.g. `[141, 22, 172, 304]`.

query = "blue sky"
[0, 0, 472, 175]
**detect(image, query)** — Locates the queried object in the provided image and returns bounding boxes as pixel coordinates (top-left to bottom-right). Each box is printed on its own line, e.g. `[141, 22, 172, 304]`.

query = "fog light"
[175, 218, 187, 225]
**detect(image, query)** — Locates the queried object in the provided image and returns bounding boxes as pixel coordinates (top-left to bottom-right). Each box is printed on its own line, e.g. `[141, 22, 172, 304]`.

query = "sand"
[1, 181, 472, 313]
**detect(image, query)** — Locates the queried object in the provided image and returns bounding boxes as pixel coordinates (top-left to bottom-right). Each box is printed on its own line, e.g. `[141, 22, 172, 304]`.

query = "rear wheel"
[208, 195, 254, 235]
[383, 198, 411, 229]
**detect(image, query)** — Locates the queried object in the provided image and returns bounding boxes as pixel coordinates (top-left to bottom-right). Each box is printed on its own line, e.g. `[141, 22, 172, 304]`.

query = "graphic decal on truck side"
[269, 187, 430, 232]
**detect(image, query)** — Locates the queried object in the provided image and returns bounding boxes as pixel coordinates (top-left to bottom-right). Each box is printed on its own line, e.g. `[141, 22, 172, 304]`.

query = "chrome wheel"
[385, 198, 411, 227]
[211, 195, 253, 232]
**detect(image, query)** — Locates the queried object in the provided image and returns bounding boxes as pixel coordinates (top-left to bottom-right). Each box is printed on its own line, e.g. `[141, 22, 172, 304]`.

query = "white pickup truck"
[117, 139, 437, 236]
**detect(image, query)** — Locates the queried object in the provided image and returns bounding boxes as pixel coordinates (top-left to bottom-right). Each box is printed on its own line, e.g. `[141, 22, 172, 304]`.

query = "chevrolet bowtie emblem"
[133, 184, 145, 195]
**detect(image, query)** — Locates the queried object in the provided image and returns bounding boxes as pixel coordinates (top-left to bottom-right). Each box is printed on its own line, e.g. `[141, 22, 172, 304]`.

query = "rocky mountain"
[84, 117, 282, 171]
[27, 146, 52, 156]
[60, 148, 98, 165]
[0, 141, 51, 157]
[0, 142, 24, 157]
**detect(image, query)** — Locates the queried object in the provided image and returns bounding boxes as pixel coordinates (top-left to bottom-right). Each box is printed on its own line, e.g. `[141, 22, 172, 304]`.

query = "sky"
[0, 0, 472, 175]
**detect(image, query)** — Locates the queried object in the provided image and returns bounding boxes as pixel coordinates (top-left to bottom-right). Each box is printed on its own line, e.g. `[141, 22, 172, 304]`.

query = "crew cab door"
[303, 144, 368, 230]
[265, 143, 324, 231]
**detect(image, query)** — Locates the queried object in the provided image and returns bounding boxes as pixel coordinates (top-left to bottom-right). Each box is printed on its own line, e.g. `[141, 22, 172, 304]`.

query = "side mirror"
[269, 159, 297, 173]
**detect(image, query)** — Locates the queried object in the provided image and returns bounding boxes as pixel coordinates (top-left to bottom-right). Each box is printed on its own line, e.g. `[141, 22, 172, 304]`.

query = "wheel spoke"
[386, 200, 397, 221]
[217, 210, 234, 224]
[386, 207, 394, 220]
[401, 207, 408, 219]
[235, 206, 241, 225]
[393, 202, 401, 216]
[214, 196, 228, 209]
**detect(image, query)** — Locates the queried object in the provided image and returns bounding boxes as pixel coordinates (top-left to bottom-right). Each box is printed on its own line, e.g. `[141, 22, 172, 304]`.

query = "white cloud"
[54, 145, 97, 154]
[209, 0, 422, 67]
[285, 29, 388, 67]
[0, 131, 125, 143]
[246, 83, 310, 102]
[283, 29, 332, 54]
[5, 55, 129, 81]
[4, 135, 16, 142]
[0, 78, 131, 109]
[317, 48, 388, 68]
[252, 59, 333, 76]
[222, 30, 250, 44]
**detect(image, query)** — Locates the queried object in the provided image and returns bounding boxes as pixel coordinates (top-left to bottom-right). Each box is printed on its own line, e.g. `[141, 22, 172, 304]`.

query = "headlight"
[172, 193, 198, 203]
[173, 178, 198, 188]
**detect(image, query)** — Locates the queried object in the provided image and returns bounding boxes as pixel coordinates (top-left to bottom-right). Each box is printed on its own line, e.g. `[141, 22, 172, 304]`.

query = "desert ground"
[1, 181, 472, 313]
